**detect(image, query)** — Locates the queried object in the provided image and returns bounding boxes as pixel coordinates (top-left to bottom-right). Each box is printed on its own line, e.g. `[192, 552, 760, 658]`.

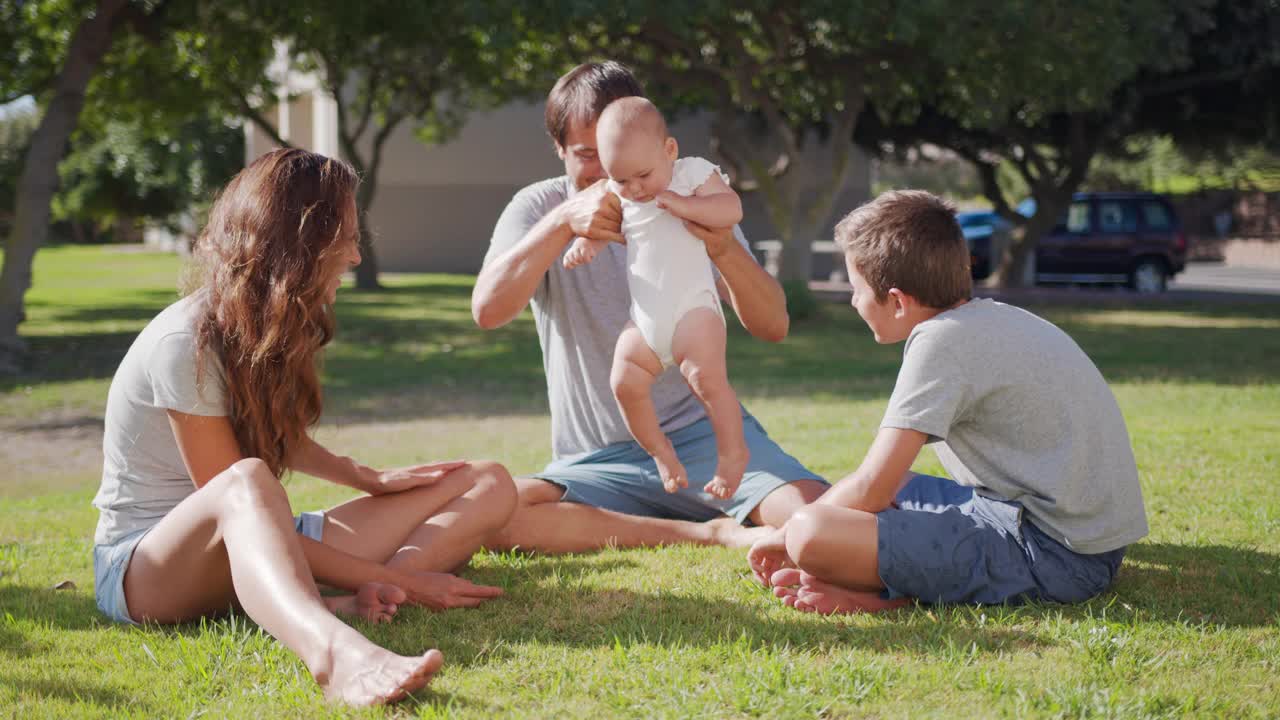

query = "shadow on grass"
[1107, 541, 1280, 627]
[0, 584, 105, 657]
[0, 674, 142, 712]
[407, 554, 1043, 668]
[7, 276, 1280, 422]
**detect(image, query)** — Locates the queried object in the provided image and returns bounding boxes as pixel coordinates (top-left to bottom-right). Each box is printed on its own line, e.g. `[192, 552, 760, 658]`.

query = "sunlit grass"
[0, 245, 1277, 718]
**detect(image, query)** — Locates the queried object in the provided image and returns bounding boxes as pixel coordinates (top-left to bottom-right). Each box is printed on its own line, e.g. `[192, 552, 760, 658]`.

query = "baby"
[564, 96, 748, 499]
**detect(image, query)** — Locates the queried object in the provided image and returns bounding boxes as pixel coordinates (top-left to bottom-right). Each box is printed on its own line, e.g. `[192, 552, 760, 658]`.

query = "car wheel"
[1130, 259, 1167, 293]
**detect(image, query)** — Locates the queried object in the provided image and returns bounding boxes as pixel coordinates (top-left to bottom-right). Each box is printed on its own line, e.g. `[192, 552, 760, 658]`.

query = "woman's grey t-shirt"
[93, 294, 227, 545]
[485, 176, 753, 460]
[880, 299, 1148, 554]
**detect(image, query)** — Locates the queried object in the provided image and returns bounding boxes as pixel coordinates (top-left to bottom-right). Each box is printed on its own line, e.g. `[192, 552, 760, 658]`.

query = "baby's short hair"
[597, 96, 668, 143]
[834, 190, 972, 308]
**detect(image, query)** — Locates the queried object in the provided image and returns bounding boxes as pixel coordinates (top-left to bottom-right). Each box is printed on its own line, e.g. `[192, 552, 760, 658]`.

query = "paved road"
[1169, 263, 1280, 296]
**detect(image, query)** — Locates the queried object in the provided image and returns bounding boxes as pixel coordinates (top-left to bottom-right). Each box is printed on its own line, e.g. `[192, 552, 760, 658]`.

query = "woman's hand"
[394, 570, 504, 610]
[747, 525, 793, 587]
[362, 461, 469, 495]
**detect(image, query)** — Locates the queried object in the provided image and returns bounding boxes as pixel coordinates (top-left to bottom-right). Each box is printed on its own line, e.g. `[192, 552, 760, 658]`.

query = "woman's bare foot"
[324, 582, 406, 624]
[704, 445, 749, 499]
[317, 640, 444, 707]
[770, 569, 911, 615]
[653, 447, 688, 493]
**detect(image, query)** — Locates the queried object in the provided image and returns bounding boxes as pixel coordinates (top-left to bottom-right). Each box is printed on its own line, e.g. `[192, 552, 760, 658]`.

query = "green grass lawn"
[1, 245, 1278, 718]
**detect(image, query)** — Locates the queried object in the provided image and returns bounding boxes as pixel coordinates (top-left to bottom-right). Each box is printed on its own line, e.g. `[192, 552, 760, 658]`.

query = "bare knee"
[610, 363, 650, 404]
[467, 460, 518, 527]
[214, 458, 287, 509]
[487, 478, 564, 551]
[514, 476, 565, 507]
[784, 505, 850, 573]
[682, 361, 729, 401]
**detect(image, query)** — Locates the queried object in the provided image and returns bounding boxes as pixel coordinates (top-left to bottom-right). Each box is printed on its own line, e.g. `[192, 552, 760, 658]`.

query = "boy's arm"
[657, 171, 743, 228]
[818, 427, 929, 512]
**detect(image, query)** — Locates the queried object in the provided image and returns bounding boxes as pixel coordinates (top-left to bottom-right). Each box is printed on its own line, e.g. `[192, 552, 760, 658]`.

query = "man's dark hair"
[545, 61, 644, 148]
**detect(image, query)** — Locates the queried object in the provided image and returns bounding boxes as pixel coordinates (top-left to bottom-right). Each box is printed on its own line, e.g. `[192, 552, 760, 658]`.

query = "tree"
[0, 0, 282, 372]
[860, 0, 1279, 286]
[557, 1, 971, 286]
[237, 2, 536, 289]
[0, 0, 136, 373]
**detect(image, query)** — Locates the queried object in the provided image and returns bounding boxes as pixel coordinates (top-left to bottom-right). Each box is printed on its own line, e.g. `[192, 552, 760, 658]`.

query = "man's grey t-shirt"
[93, 294, 227, 545]
[880, 298, 1148, 554]
[484, 176, 752, 460]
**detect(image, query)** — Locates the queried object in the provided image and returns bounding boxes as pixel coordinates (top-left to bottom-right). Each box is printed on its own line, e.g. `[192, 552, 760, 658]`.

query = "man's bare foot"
[769, 569, 911, 615]
[653, 448, 688, 493]
[704, 445, 749, 499]
[705, 517, 771, 548]
[324, 582, 406, 624]
[318, 640, 444, 707]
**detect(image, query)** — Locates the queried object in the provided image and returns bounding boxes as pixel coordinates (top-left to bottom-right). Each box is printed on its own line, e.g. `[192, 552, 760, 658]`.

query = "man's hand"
[747, 525, 792, 587]
[683, 219, 736, 260]
[395, 570, 504, 610]
[362, 461, 469, 496]
[562, 180, 624, 244]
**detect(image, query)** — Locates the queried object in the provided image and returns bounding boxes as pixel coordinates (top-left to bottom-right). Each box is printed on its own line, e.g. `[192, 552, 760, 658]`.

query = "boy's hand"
[747, 525, 792, 587]
[394, 570, 504, 610]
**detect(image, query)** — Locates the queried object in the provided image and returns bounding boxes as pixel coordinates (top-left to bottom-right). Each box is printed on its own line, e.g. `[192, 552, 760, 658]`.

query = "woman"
[91, 148, 517, 706]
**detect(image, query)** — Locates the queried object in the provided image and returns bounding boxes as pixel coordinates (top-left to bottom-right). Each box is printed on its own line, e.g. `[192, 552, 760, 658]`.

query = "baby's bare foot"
[653, 449, 688, 493]
[704, 446, 749, 499]
[324, 582, 406, 624]
[319, 643, 444, 707]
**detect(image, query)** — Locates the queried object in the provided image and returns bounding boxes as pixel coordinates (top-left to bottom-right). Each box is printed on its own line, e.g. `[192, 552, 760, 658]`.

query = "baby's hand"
[655, 190, 688, 218]
[563, 236, 604, 269]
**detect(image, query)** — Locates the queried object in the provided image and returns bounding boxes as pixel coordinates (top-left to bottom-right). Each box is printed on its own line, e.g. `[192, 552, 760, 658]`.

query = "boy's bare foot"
[653, 448, 688, 493]
[706, 517, 770, 548]
[318, 641, 444, 707]
[324, 582, 406, 624]
[704, 445, 749, 499]
[769, 569, 911, 615]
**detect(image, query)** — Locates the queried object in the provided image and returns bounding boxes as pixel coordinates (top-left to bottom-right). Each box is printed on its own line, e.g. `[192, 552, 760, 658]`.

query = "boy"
[564, 97, 749, 499]
[747, 190, 1148, 613]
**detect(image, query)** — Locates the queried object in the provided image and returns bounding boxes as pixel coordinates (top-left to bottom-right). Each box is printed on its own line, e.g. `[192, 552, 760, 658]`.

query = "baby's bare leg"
[671, 307, 748, 499]
[611, 323, 688, 492]
[563, 236, 611, 269]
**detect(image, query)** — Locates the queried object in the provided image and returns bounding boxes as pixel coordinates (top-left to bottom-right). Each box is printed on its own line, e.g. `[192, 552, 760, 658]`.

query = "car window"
[1099, 201, 1139, 233]
[1141, 201, 1173, 230]
[1064, 202, 1091, 233]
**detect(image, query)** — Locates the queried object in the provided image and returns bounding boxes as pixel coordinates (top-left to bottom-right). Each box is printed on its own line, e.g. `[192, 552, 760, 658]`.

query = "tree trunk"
[0, 0, 130, 373]
[992, 191, 1071, 288]
[353, 189, 381, 290]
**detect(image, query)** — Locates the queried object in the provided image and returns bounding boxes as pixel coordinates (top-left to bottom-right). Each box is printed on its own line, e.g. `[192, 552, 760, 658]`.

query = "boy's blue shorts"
[534, 412, 825, 524]
[877, 473, 1126, 605]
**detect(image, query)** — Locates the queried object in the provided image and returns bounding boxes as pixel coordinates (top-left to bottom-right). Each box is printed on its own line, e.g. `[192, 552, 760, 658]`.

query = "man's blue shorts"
[877, 473, 1127, 605]
[534, 412, 825, 524]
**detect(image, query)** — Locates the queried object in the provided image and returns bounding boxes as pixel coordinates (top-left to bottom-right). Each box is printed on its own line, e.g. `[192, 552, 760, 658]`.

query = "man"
[474, 61, 826, 553]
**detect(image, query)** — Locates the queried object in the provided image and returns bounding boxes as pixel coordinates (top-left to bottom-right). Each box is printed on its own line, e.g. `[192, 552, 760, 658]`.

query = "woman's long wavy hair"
[186, 148, 359, 476]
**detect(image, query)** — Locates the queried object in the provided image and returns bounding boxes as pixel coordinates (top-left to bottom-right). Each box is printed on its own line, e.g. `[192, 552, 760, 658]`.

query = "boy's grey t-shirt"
[881, 298, 1147, 554]
[485, 176, 752, 460]
[93, 294, 228, 545]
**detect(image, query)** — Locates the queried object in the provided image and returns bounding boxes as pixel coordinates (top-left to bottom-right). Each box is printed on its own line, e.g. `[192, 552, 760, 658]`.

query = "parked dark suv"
[1020, 192, 1188, 292]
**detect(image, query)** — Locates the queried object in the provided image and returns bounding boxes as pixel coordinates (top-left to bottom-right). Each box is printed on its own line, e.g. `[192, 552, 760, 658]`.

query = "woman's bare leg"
[320, 460, 517, 574]
[611, 322, 687, 492]
[671, 308, 748, 499]
[123, 458, 442, 706]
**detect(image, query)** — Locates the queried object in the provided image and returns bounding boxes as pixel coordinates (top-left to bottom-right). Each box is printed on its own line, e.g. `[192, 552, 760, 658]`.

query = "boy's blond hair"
[834, 190, 972, 309]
